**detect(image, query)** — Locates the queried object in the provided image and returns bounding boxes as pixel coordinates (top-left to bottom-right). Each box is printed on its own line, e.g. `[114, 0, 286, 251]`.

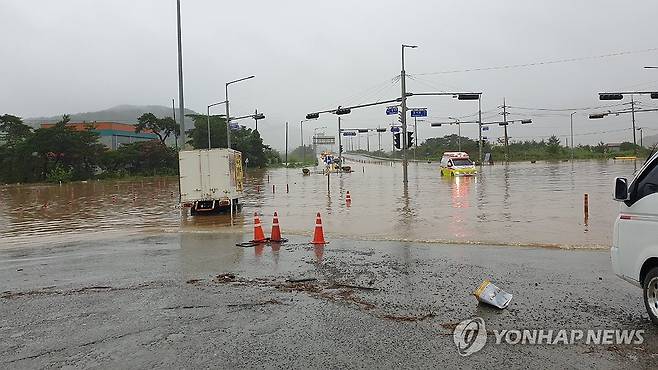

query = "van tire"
[643, 267, 658, 325]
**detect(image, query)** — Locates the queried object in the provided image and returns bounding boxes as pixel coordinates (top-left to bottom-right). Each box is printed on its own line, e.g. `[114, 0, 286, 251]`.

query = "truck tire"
[643, 267, 658, 325]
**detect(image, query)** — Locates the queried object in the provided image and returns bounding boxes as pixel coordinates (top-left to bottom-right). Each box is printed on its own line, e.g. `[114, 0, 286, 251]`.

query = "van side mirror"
[614, 177, 629, 201]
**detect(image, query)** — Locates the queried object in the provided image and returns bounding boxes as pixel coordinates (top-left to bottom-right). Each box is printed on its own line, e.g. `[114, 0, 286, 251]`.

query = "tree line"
[0, 112, 280, 184]
[349, 134, 650, 162]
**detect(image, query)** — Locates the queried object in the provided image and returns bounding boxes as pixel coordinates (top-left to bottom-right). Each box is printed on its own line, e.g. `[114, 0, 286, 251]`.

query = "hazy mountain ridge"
[24, 104, 198, 128]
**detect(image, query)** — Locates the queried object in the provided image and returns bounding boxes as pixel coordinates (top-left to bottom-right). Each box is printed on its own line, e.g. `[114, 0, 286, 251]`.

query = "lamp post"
[570, 112, 576, 161]
[225, 75, 255, 149]
[175, 0, 186, 148]
[401, 44, 418, 184]
[207, 100, 227, 149]
[300, 119, 312, 162]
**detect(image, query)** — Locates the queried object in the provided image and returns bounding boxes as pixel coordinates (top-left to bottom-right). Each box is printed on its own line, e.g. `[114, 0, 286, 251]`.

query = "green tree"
[186, 114, 270, 167]
[546, 135, 561, 154]
[0, 114, 32, 147]
[28, 115, 106, 181]
[135, 113, 179, 145]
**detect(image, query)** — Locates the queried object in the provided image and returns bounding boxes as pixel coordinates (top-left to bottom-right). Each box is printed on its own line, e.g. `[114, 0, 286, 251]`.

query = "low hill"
[24, 104, 197, 128]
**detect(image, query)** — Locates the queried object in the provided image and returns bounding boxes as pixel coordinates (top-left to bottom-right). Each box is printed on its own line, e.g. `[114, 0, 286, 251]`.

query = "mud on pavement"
[1, 233, 657, 368]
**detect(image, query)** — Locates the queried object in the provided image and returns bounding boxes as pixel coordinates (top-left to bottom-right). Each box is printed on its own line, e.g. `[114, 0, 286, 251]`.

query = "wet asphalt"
[1, 232, 657, 369]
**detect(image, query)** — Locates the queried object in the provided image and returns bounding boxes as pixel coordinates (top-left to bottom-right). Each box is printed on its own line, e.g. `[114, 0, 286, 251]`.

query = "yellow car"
[440, 152, 477, 176]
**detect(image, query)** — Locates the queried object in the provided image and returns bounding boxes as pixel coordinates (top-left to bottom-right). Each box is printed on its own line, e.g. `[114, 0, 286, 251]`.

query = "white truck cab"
[612, 151, 658, 325]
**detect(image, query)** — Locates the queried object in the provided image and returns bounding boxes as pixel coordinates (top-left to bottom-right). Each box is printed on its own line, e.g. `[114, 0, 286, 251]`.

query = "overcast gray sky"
[3, 0, 658, 150]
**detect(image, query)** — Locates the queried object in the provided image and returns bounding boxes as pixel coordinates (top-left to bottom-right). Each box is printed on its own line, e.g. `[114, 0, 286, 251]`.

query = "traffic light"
[457, 94, 480, 100]
[407, 132, 414, 148]
[306, 113, 319, 119]
[376, 128, 387, 133]
[589, 113, 606, 119]
[652, 92, 658, 99]
[357, 129, 368, 133]
[335, 107, 351, 115]
[393, 133, 401, 149]
[599, 93, 624, 101]
[431, 123, 442, 127]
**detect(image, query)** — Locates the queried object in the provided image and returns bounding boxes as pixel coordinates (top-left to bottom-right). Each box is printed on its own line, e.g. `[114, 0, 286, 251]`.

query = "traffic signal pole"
[478, 96, 483, 164]
[338, 116, 342, 166]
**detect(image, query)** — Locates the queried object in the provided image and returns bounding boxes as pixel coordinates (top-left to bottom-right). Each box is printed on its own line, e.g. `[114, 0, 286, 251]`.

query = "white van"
[612, 151, 658, 325]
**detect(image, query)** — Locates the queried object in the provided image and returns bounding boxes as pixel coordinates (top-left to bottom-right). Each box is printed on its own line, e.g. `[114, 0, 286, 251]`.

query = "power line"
[414, 47, 658, 75]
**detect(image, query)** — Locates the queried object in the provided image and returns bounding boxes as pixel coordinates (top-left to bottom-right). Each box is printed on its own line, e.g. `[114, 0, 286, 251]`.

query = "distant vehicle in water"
[439, 152, 477, 177]
[612, 151, 658, 325]
[178, 148, 244, 215]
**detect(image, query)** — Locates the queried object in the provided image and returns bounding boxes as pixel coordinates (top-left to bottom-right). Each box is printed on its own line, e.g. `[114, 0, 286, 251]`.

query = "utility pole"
[570, 112, 576, 161]
[285, 122, 288, 164]
[457, 121, 461, 151]
[366, 132, 370, 152]
[502, 98, 509, 162]
[176, 0, 186, 148]
[631, 95, 637, 153]
[401, 44, 417, 184]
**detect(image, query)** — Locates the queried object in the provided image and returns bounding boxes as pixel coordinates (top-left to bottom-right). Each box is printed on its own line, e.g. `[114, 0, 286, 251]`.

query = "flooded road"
[0, 157, 638, 249]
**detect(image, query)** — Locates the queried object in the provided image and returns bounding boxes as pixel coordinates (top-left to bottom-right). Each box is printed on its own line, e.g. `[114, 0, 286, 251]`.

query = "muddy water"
[0, 157, 638, 249]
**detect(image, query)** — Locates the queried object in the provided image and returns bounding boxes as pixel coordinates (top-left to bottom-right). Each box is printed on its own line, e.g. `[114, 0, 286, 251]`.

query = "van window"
[452, 158, 473, 166]
[630, 160, 658, 204]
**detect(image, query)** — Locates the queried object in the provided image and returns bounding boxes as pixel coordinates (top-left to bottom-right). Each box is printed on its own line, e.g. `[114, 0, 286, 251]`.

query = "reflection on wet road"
[0, 157, 638, 248]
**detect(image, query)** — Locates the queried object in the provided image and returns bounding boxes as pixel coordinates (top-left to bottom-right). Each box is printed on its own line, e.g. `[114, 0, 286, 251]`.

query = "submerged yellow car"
[440, 152, 477, 176]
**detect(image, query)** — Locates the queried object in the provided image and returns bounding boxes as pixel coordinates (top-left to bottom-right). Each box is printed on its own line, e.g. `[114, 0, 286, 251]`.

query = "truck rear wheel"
[643, 267, 658, 325]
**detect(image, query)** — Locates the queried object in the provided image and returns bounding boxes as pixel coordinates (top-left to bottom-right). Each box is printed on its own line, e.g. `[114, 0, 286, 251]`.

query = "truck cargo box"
[178, 149, 244, 206]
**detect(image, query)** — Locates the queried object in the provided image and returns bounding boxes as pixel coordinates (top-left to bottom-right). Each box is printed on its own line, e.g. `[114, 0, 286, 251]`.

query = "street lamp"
[300, 118, 315, 162]
[207, 100, 227, 149]
[225, 75, 255, 149]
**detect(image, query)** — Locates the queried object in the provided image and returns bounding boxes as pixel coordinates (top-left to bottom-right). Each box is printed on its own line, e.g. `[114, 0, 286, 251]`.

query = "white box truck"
[178, 148, 244, 215]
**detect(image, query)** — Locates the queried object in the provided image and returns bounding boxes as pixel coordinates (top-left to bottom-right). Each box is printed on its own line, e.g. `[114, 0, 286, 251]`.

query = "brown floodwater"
[0, 156, 639, 249]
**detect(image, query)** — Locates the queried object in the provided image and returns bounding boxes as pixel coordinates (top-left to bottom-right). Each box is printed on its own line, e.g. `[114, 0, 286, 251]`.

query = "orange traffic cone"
[251, 212, 267, 243]
[346, 191, 352, 206]
[311, 212, 326, 244]
[270, 211, 283, 242]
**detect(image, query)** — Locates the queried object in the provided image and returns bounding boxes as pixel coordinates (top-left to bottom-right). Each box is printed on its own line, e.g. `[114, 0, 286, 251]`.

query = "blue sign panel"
[386, 106, 399, 115]
[390, 127, 400, 133]
[482, 126, 489, 131]
[229, 123, 240, 130]
[410, 109, 427, 117]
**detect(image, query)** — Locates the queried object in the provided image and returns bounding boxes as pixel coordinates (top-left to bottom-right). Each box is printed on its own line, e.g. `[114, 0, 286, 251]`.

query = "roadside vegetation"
[0, 113, 281, 184]
[347, 134, 651, 162]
